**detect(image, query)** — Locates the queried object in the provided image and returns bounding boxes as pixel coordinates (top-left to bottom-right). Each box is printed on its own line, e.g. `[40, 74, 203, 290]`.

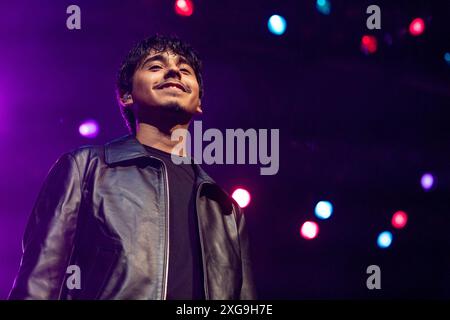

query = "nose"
[164, 66, 182, 80]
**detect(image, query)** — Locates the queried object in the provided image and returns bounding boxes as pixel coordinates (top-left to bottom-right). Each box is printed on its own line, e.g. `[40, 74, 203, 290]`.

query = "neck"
[135, 122, 190, 157]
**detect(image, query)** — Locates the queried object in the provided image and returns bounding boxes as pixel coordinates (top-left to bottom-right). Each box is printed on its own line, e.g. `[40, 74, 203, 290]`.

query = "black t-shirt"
[143, 144, 204, 300]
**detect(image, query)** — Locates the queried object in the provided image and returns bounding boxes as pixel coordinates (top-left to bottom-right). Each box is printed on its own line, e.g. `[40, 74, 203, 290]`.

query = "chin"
[163, 98, 198, 111]
[160, 101, 187, 113]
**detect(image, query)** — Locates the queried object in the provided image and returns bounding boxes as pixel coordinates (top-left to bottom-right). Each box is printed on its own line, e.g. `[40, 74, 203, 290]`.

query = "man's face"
[127, 49, 201, 116]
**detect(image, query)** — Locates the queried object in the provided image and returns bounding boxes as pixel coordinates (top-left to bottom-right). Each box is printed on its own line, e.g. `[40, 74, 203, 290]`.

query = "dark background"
[1, 0, 449, 299]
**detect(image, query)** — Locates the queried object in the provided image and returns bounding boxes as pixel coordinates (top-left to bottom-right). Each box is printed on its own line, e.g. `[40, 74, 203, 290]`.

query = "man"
[9, 35, 256, 300]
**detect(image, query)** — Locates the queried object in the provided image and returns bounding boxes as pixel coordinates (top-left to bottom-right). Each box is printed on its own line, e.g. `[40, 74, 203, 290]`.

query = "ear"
[195, 99, 203, 114]
[121, 93, 134, 107]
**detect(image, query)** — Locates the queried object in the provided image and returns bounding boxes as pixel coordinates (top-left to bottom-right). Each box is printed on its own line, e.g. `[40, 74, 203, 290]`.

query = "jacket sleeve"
[8, 152, 83, 300]
[235, 205, 257, 300]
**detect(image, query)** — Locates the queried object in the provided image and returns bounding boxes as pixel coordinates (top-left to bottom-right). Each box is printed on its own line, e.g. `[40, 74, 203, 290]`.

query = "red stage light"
[361, 35, 378, 54]
[409, 18, 425, 36]
[392, 210, 408, 229]
[300, 221, 319, 240]
[231, 188, 251, 208]
[175, 0, 194, 17]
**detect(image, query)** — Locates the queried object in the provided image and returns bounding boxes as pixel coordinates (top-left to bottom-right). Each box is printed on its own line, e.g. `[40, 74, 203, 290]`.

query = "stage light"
[231, 188, 251, 208]
[421, 173, 435, 191]
[174, 0, 193, 17]
[316, 0, 331, 15]
[314, 200, 333, 220]
[409, 18, 425, 36]
[377, 231, 393, 249]
[391, 210, 408, 229]
[444, 52, 450, 66]
[361, 35, 377, 54]
[268, 15, 287, 36]
[300, 221, 319, 240]
[79, 119, 99, 138]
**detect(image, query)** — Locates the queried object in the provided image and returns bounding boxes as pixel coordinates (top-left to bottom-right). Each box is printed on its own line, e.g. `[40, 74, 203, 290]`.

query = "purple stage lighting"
[420, 173, 435, 191]
[79, 119, 99, 138]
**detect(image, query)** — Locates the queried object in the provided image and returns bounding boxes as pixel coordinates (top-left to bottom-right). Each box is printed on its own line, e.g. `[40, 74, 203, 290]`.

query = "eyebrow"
[140, 53, 192, 70]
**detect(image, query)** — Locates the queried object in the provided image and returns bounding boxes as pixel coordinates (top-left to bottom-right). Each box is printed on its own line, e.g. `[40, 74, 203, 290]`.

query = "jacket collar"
[104, 134, 216, 185]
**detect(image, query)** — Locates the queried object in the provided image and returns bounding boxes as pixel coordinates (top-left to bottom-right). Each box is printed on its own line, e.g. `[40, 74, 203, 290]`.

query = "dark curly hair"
[116, 34, 203, 135]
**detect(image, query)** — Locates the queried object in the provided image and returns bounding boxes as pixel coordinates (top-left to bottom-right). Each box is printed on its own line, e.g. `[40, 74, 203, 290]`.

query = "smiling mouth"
[156, 82, 187, 92]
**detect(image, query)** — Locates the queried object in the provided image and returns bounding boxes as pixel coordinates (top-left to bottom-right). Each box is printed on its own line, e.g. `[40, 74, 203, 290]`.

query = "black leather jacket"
[9, 134, 256, 300]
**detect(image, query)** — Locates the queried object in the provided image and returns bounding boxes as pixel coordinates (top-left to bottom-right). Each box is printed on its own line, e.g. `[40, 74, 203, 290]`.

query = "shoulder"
[67, 143, 105, 166]
[55, 140, 110, 179]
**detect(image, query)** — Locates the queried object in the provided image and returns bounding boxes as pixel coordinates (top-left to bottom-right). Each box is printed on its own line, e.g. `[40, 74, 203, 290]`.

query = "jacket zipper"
[160, 160, 170, 300]
[196, 181, 210, 300]
[148, 155, 170, 300]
